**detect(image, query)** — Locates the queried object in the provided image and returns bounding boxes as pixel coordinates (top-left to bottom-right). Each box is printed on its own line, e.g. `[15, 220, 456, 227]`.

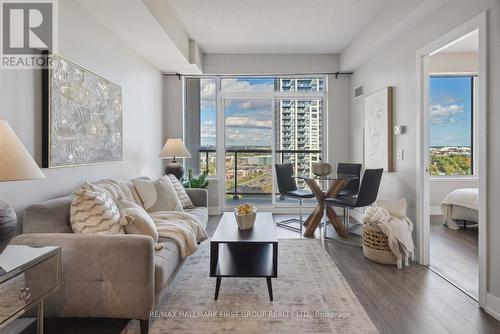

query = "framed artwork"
[364, 87, 393, 172]
[42, 52, 123, 168]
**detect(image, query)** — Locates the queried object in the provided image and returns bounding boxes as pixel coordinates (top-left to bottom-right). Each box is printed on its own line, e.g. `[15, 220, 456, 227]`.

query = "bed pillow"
[168, 175, 195, 209]
[376, 198, 407, 218]
[132, 176, 183, 213]
[117, 199, 159, 242]
[70, 182, 124, 234]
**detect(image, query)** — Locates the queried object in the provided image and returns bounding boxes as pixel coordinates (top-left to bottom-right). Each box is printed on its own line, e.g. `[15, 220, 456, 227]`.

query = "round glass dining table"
[296, 173, 358, 238]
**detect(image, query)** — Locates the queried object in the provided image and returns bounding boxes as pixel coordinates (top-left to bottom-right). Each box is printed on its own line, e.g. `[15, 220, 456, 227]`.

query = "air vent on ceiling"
[354, 85, 364, 98]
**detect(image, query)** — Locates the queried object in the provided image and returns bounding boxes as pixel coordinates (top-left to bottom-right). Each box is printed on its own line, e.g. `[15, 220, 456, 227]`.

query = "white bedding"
[441, 188, 479, 230]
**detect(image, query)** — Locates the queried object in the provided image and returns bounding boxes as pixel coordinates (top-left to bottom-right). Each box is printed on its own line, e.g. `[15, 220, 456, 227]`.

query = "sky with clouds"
[429, 76, 473, 147]
[200, 79, 217, 147]
[199, 78, 324, 148]
[201, 78, 275, 148]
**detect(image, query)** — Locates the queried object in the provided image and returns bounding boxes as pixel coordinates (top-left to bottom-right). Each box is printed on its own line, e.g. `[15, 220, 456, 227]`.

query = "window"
[184, 76, 327, 206]
[429, 76, 475, 176]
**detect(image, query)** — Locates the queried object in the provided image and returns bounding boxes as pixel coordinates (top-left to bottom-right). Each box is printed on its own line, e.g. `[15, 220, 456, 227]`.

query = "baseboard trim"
[486, 293, 500, 321]
[430, 206, 442, 216]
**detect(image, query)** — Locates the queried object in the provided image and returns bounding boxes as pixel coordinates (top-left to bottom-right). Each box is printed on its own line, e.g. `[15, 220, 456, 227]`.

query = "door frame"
[415, 12, 487, 306]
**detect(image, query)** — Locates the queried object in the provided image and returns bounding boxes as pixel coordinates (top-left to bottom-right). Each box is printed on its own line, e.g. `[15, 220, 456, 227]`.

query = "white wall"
[163, 76, 184, 140]
[345, 0, 500, 299]
[328, 75, 351, 166]
[0, 0, 164, 217]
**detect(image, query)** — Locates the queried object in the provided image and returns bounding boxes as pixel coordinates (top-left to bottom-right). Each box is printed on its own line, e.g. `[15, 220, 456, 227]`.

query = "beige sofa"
[11, 187, 208, 334]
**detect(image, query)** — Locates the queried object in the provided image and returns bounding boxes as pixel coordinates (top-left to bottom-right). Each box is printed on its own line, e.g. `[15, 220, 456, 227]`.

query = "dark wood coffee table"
[210, 212, 278, 301]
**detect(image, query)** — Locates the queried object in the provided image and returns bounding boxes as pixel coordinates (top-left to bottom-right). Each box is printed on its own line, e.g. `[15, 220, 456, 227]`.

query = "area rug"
[124, 239, 378, 334]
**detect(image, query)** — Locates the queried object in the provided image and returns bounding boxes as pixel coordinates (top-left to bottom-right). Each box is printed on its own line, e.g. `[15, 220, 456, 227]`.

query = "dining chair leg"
[346, 209, 351, 230]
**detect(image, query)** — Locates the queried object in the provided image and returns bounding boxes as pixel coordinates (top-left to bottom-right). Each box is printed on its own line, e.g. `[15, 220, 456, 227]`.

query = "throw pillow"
[168, 175, 195, 209]
[70, 182, 123, 234]
[132, 176, 183, 213]
[131, 177, 157, 209]
[376, 198, 407, 218]
[117, 199, 159, 242]
[94, 179, 143, 207]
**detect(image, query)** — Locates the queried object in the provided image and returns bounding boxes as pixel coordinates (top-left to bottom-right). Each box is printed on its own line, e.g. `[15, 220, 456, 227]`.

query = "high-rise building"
[276, 78, 323, 181]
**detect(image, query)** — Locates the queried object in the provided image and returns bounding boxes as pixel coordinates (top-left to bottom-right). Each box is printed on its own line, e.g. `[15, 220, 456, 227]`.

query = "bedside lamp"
[0, 120, 45, 234]
[159, 138, 191, 180]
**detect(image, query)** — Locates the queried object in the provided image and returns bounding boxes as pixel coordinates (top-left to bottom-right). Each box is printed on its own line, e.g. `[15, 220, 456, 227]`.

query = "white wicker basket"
[362, 221, 398, 265]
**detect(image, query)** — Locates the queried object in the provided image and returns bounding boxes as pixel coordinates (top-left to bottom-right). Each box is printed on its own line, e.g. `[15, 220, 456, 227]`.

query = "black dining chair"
[325, 168, 383, 233]
[274, 163, 314, 234]
[336, 163, 362, 197]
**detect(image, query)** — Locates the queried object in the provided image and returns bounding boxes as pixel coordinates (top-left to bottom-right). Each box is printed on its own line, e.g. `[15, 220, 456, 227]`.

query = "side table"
[0, 245, 61, 334]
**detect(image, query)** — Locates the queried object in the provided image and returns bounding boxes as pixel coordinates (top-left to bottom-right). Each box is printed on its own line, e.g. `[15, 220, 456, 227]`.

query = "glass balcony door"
[222, 99, 274, 207]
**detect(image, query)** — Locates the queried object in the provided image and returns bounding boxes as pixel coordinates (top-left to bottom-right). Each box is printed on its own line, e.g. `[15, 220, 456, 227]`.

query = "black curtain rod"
[162, 71, 353, 79]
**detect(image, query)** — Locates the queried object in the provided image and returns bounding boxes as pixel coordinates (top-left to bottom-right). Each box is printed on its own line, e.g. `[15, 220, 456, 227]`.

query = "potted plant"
[182, 168, 209, 189]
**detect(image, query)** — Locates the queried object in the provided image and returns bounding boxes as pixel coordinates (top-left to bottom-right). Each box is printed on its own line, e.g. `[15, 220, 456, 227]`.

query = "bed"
[440, 188, 479, 230]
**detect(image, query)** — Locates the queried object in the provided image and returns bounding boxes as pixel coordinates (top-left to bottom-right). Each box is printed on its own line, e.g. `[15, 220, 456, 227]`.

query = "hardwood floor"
[15, 215, 500, 334]
[430, 215, 478, 299]
[320, 222, 496, 334]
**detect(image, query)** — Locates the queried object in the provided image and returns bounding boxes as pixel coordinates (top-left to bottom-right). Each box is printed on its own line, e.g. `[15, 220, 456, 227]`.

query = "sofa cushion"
[184, 207, 208, 230]
[93, 179, 143, 206]
[117, 199, 159, 243]
[154, 238, 181, 295]
[70, 183, 123, 234]
[132, 177, 183, 213]
[168, 175, 195, 209]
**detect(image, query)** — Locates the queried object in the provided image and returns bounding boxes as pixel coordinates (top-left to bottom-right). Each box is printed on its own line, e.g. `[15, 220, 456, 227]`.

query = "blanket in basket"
[363, 207, 414, 269]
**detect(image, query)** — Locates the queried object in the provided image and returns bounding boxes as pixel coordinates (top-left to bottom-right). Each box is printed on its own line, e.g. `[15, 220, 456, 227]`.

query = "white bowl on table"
[234, 208, 257, 230]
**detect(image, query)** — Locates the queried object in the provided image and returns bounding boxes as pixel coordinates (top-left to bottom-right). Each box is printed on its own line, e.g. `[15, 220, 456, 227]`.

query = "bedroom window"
[429, 75, 476, 176]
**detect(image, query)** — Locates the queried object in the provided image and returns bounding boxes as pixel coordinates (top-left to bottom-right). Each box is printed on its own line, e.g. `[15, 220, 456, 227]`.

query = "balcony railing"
[199, 148, 321, 200]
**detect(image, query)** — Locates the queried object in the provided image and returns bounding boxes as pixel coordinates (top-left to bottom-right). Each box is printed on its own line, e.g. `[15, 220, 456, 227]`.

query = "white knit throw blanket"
[363, 207, 415, 269]
[150, 211, 208, 258]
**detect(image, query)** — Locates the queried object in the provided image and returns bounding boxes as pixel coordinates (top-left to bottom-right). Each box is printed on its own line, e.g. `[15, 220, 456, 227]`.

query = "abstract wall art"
[364, 87, 393, 172]
[42, 52, 123, 167]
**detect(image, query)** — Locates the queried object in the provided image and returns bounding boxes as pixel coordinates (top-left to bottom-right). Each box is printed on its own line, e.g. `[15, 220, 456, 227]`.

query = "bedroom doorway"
[428, 60, 479, 299]
[416, 13, 487, 306]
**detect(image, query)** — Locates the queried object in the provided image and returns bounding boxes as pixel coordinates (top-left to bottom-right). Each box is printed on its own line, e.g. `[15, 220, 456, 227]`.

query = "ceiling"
[438, 30, 478, 53]
[164, 0, 391, 54]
